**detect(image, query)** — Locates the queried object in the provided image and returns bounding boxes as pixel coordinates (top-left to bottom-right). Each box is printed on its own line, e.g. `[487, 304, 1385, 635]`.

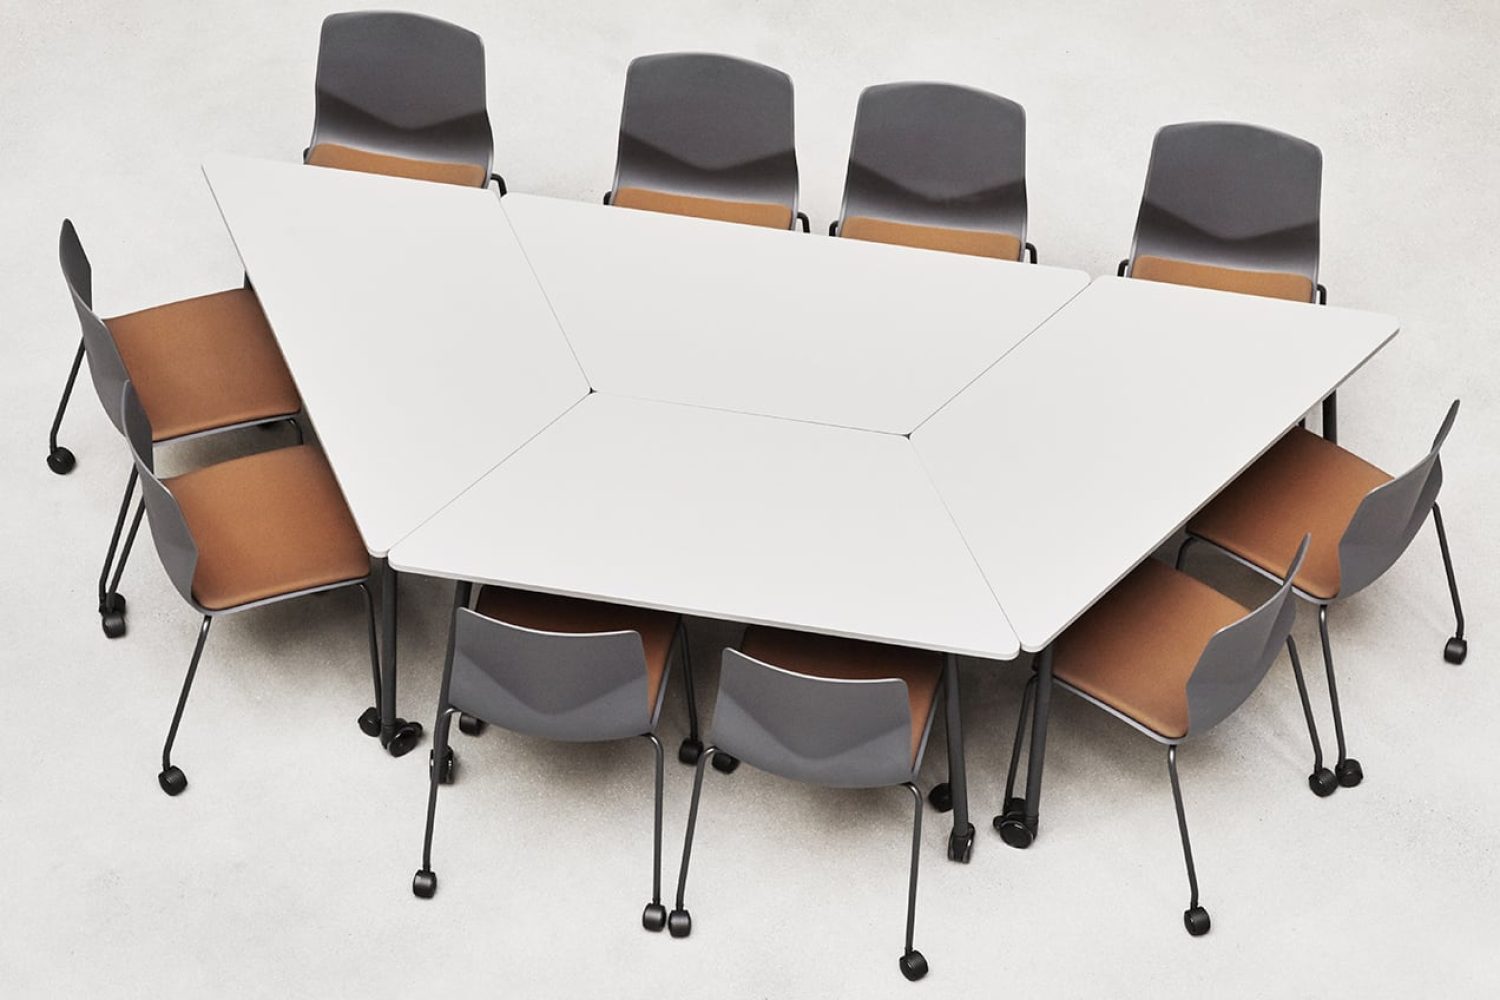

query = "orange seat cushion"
[612, 186, 793, 230]
[1055, 560, 1249, 740]
[167, 446, 368, 611]
[307, 143, 488, 188]
[474, 587, 680, 710]
[1131, 255, 1315, 303]
[1188, 428, 1392, 600]
[841, 216, 1022, 261]
[107, 289, 301, 442]
[740, 626, 943, 762]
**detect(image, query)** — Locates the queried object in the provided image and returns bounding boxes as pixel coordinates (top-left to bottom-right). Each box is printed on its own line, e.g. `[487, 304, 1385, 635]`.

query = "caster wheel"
[1184, 906, 1211, 936]
[947, 823, 975, 863]
[1335, 758, 1363, 788]
[99, 592, 127, 615]
[387, 719, 423, 758]
[993, 801, 1035, 849]
[642, 903, 667, 932]
[357, 706, 381, 738]
[458, 713, 486, 737]
[667, 908, 692, 938]
[927, 782, 953, 813]
[158, 765, 187, 796]
[678, 738, 703, 766]
[1308, 767, 1337, 798]
[412, 869, 437, 898]
[711, 752, 740, 774]
[430, 747, 455, 784]
[899, 950, 929, 982]
[48, 446, 76, 475]
[101, 610, 126, 639]
[1445, 636, 1468, 665]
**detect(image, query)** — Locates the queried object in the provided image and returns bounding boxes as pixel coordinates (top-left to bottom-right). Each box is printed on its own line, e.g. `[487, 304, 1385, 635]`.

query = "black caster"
[158, 765, 187, 796]
[412, 869, 437, 898]
[1335, 758, 1363, 788]
[678, 738, 703, 765]
[667, 908, 692, 938]
[927, 782, 953, 813]
[993, 798, 1035, 849]
[430, 747, 455, 784]
[642, 903, 667, 932]
[458, 713, 486, 736]
[100, 592, 127, 639]
[357, 706, 381, 738]
[899, 950, 929, 982]
[1308, 767, 1337, 798]
[947, 823, 975, 863]
[711, 752, 740, 774]
[1183, 906, 1211, 936]
[47, 446, 76, 475]
[1445, 636, 1468, 664]
[387, 719, 423, 758]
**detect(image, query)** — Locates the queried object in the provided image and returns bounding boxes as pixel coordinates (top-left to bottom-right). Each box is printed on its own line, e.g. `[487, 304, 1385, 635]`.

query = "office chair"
[831, 81, 1035, 262]
[58, 220, 302, 639]
[305, 11, 504, 191]
[1181, 403, 1467, 790]
[411, 583, 704, 932]
[604, 52, 807, 231]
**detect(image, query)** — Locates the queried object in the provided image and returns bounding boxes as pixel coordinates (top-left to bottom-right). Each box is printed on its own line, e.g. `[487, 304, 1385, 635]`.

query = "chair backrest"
[119, 383, 201, 609]
[446, 607, 654, 742]
[1336, 401, 1458, 599]
[837, 82, 1027, 253]
[611, 52, 798, 217]
[59, 221, 134, 435]
[1184, 535, 1310, 737]
[309, 11, 492, 180]
[1129, 122, 1321, 298]
[711, 649, 915, 789]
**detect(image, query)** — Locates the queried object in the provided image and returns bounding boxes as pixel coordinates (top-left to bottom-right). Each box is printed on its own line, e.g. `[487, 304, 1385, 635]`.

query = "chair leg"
[158, 615, 212, 796]
[668, 747, 716, 938]
[97, 468, 139, 639]
[412, 707, 456, 899]
[46, 339, 85, 475]
[994, 672, 1038, 847]
[898, 782, 929, 981]
[642, 733, 668, 931]
[356, 582, 384, 739]
[1317, 606, 1363, 788]
[676, 620, 705, 765]
[1168, 746, 1210, 936]
[1432, 504, 1467, 664]
[1287, 637, 1336, 797]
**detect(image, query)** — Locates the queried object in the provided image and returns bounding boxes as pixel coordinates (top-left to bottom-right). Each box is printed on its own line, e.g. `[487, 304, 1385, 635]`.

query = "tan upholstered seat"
[841, 216, 1023, 261]
[1131, 255, 1315, 303]
[167, 446, 368, 611]
[612, 186, 793, 230]
[740, 626, 943, 762]
[474, 587, 680, 710]
[1054, 560, 1249, 740]
[306, 142, 488, 188]
[106, 289, 301, 442]
[1188, 428, 1392, 600]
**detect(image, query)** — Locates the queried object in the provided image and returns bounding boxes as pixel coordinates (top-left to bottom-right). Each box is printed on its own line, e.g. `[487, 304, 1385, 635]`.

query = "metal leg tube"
[374, 559, 422, 756]
[898, 782, 928, 980]
[641, 733, 668, 931]
[1432, 504, 1467, 663]
[1322, 392, 1338, 444]
[676, 620, 704, 764]
[106, 501, 144, 598]
[1020, 645, 1054, 845]
[995, 671, 1039, 847]
[668, 747, 716, 937]
[1287, 637, 1336, 796]
[1318, 606, 1363, 787]
[46, 339, 85, 474]
[941, 654, 973, 863]
[1169, 746, 1210, 935]
[97, 467, 139, 638]
[158, 616, 212, 795]
[412, 707, 456, 898]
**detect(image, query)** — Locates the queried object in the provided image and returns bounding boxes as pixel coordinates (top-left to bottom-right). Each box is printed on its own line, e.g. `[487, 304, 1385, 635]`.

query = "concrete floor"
[2, 1, 1497, 996]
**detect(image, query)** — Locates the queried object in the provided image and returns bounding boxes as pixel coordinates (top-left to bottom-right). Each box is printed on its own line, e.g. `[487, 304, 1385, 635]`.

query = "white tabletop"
[912, 276, 1399, 652]
[502, 194, 1088, 434]
[391, 393, 1019, 659]
[202, 156, 589, 555]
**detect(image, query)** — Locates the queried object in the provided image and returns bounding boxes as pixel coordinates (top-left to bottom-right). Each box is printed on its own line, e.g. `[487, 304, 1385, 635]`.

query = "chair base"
[47, 446, 76, 475]
[412, 869, 437, 898]
[458, 713, 486, 736]
[100, 591, 127, 639]
[947, 824, 974, 863]
[158, 765, 187, 796]
[1184, 906, 1211, 937]
[642, 903, 667, 932]
[1335, 758, 1363, 788]
[993, 797, 1034, 849]
[678, 737, 704, 765]
[899, 950, 929, 981]
[710, 752, 740, 774]
[357, 707, 422, 757]
[429, 747, 455, 784]
[1445, 636, 1468, 664]
[1309, 767, 1338, 797]
[667, 908, 692, 938]
[357, 706, 381, 737]
[927, 782, 953, 812]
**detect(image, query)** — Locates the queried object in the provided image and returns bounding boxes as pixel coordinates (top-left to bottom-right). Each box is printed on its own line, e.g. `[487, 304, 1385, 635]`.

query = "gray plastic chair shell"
[59, 221, 131, 436]
[120, 383, 201, 611]
[837, 82, 1027, 247]
[610, 52, 799, 214]
[1129, 122, 1321, 288]
[309, 11, 493, 178]
[710, 649, 931, 789]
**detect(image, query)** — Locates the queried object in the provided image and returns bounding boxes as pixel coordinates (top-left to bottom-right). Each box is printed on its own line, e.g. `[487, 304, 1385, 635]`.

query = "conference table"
[203, 154, 1397, 859]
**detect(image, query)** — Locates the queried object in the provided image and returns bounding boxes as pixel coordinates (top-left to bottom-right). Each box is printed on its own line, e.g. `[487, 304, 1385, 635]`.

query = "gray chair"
[1001, 539, 1317, 937]
[119, 382, 380, 797]
[668, 627, 955, 982]
[58, 220, 303, 639]
[1182, 403, 1467, 790]
[411, 584, 703, 933]
[305, 11, 502, 191]
[832, 82, 1034, 262]
[605, 52, 806, 231]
